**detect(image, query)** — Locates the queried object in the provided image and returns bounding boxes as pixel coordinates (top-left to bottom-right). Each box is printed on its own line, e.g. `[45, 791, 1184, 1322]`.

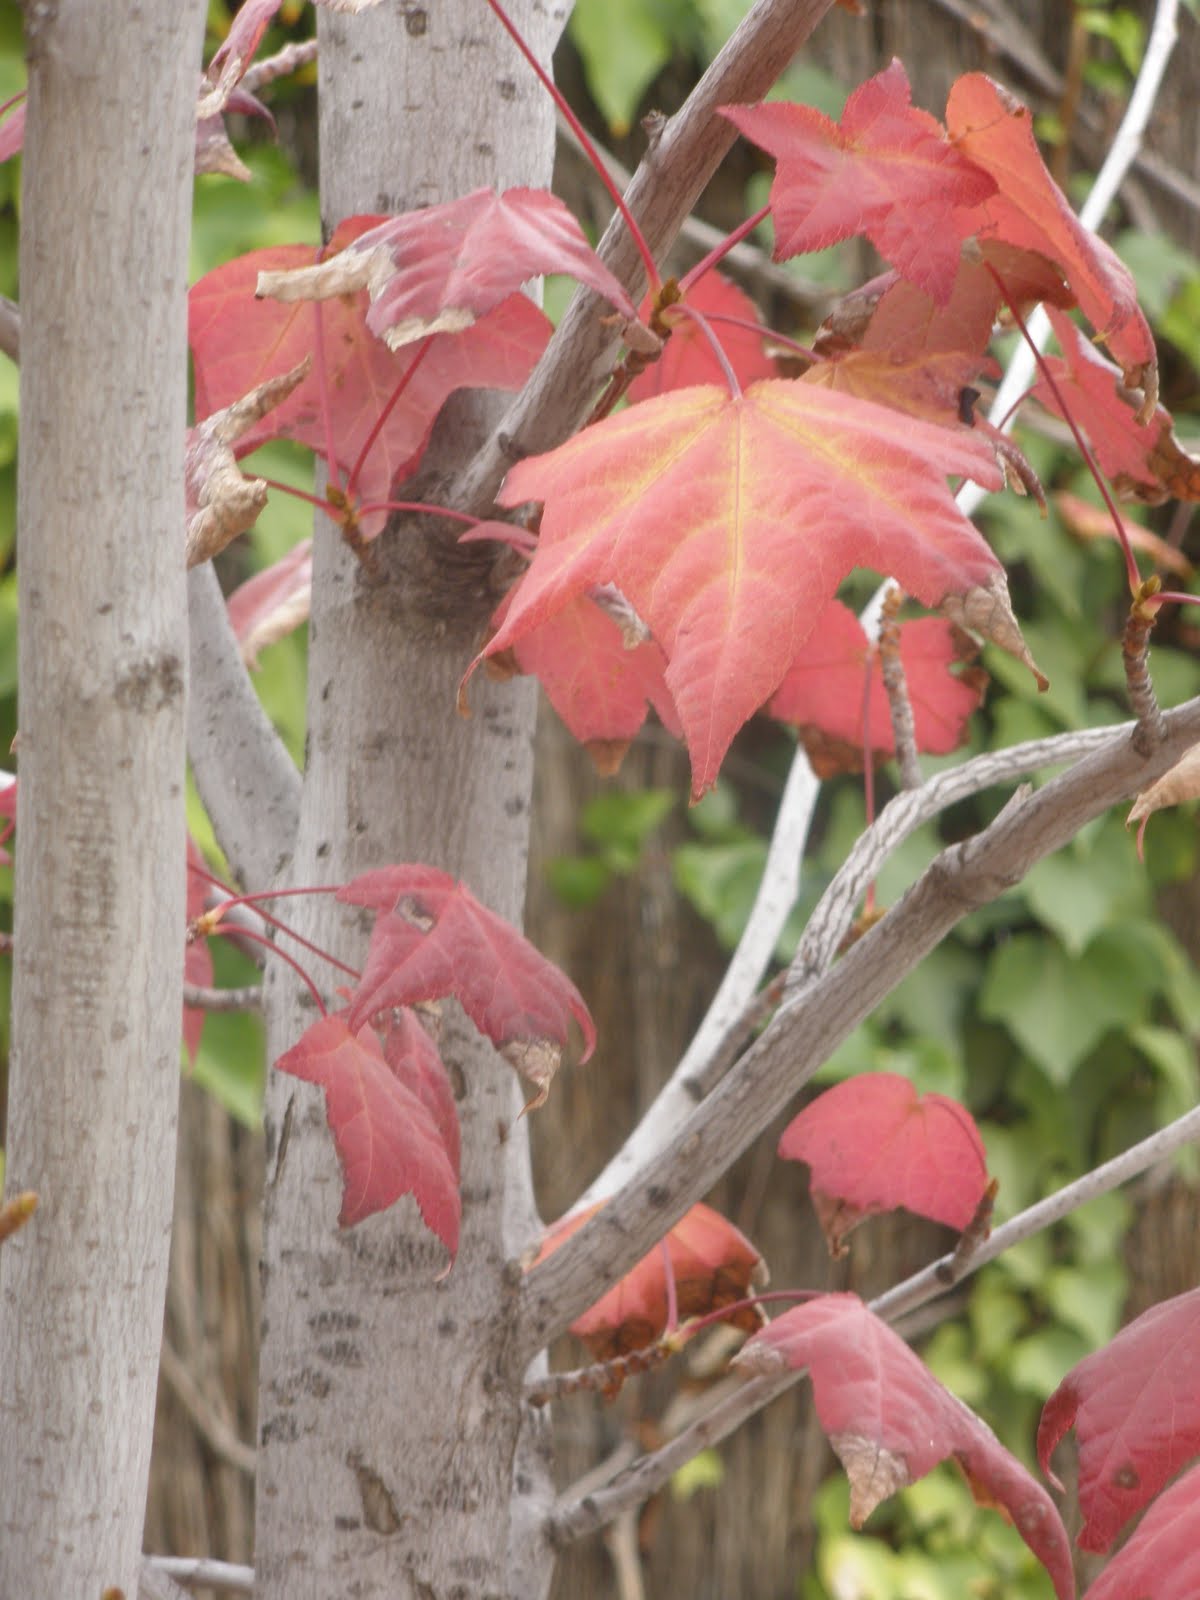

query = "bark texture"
[253, 5, 570, 1597]
[0, 2, 206, 1595]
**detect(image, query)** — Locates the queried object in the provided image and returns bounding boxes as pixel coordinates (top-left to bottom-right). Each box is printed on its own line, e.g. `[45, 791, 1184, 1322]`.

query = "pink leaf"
[778, 1072, 990, 1256]
[337, 867, 595, 1107]
[1082, 1463, 1200, 1600]
[274, 1010, 460, 1248]
[1037, 1286, 1200, 1552]
[254, 188, 636, 350]
[736, 1294, 1074, 1600]
[226, 539, 313, 667]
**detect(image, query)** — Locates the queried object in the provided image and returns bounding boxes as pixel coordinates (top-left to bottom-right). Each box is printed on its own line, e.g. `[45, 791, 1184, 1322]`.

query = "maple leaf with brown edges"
[255, 188, 636, 351]
[189, 219, 550, 538]
[483, 378, 1032, 798]
[777, 1071, 990, 1255]
[536, 1201, 766, 1365]
[1037, 1286, 1200, 1552]
[722, 61, 997, 307]
[338, 866, 595, 1109]
[947, 73, 1157, 413]
[736, 1294, 1074, 1600]
[1033, 308, 1200, 504]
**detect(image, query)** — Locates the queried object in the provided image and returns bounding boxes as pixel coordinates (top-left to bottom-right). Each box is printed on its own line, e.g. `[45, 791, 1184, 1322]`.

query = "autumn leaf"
[200, 0, 382, 118]
[1037, 1286, 1200, 1552]
[189, 220, 550, 537]
[768, 601, 985, 776]
[226, 539, 313, 668]
[1054, 492, 1194, 580]
[487, 589, 680, 777]
[537, 1200, 766, 1364]
[274, 1010, 460, 1248]
[722, 61, 996, 307]
[1081, 1462, 1200, 1600]
[736, 1294, 1073, 1600]
[1032, 308, 1200, 504]
[628, 273, 777, 402]
[777, 1072, 990, 1255]
[185, 360, 309, 567]
[337, 866, 595, 1107]
[255, 188, 636, 350]
[1128, 743, 1200, 846]
[485, 378, 1025, 797]
[947, 73, 1157, 413]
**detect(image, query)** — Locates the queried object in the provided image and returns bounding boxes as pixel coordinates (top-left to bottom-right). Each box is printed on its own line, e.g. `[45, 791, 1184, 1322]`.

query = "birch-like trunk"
[254, 6, 568, 1596]
[0, 3, 205, 1595]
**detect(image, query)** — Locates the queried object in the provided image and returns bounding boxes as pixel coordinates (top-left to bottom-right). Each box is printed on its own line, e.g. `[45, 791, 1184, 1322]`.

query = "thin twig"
[142, 1557, 254, 1595]
[182, 981, 263, 1013]
[520, 693, 1200, 1359]
[878, 585, 922, 790]
[1123, 582, 1167, 754]
[240, 38, 318, 96]
[158, 1340, 257, 1477]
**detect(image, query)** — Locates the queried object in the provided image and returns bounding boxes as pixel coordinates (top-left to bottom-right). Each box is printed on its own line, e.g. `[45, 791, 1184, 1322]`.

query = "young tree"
[2, 3, 1199, 1600]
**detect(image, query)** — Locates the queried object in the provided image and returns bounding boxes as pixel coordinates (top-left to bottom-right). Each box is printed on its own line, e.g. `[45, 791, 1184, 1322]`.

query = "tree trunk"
[0, 2, 205, 1595]
[253, 5, 570, 1597]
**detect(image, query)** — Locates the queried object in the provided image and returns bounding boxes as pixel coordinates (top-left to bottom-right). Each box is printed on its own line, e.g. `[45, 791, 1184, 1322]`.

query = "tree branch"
[453, 0, 837, 515]
[550, 1097, 1200, 1541]
[182, 980, 263, 1013]
[519, 695, 1200, 1359]
[187, 562, 300, 890]
[142, 1557, 254, 1596]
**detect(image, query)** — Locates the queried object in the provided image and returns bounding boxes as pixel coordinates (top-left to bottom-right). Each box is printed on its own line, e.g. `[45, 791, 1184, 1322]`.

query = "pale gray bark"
[0, 2, 206, 1596]
[253, 5, 569, 1597]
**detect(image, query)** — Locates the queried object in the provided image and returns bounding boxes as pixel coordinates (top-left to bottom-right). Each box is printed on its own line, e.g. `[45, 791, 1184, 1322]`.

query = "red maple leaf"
[0, 770, 15, 866]
[537, 1200, 765, 1364]
[484, 379, 1014, 797]
[1033, 308, 1200, 504]
[189, 219, 551, 537]
[254, 187, 635, 350]
[274, 1010, 460, 1248]
[486, 588, 680, 777]
[722, 61, 996, 307]
[768, 601, 985, 776]
[628, 272, 777, 402]
[777, 1071, 990, 1255]
[1081, 1462, 1200, 1600]
[226, 539, 313, 668]
[337, 866, 595, 1107]
[947, 73, 1157, 410]
[0, 97, 25, 165]
[1037, 1286, 1200, 1553]
[736, 1294, 1073, 1600]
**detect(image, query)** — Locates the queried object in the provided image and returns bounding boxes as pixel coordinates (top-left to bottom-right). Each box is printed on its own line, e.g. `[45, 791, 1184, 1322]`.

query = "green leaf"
[546, 855, 611, 908]
[568, 0, 674, 136]
[1043, 1260, 1126, 1346]
[1020, 817, 1148, 956]
[980, 932, 1147, 1083]
[580, 788, 674, 860]
[673, 838, 766, 948]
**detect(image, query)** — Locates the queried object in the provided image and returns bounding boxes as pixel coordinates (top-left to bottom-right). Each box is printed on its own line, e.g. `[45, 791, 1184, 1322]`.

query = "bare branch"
[142, 1557, 254, 1596]
[187, 562, 300, 890]
[1123, 586, 1167, 753]
[519, 694, 1200, 1358]
[241, 39, 318, 96]
[454, 0, 837, 515]
[182, 981, 263, 1013]
[551, 1100, 1200, 1542]
[878, 586, 922, 791]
